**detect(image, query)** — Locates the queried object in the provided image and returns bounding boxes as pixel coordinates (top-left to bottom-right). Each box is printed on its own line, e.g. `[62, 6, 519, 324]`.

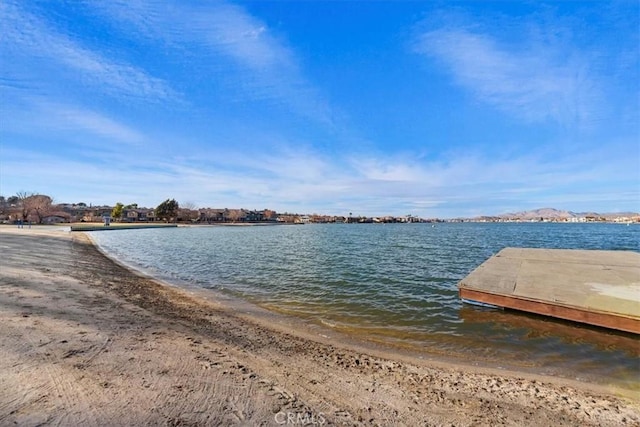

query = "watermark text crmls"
[274, 411, 326, 425]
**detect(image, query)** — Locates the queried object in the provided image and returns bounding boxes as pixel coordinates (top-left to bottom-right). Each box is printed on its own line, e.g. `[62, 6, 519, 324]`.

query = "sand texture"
[0, 226, 638, 426]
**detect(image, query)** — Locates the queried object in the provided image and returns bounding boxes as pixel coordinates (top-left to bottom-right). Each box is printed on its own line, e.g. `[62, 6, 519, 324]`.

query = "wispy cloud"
[413, 26, 598, 128]
[88, 0, 334, 124]
[39, 103, 145, 145]
[0, 0, 174, 101]
[1, 137, 636, 217]
[1, 2, 636, 217]
[0, 92, 145, 146]
[190, 2, 290, 72]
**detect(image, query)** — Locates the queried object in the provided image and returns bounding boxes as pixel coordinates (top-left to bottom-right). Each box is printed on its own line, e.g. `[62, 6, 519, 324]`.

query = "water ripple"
[90, 222, 640, 385]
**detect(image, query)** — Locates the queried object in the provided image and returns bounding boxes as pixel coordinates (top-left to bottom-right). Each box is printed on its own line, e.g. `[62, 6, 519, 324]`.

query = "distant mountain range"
[474, 208, 639, 221]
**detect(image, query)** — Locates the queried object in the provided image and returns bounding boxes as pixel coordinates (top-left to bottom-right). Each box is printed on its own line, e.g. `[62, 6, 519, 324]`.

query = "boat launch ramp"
[459, 248, 640, 334]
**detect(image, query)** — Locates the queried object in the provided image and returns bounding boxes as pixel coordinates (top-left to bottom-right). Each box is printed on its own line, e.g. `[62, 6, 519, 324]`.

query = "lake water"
[89, 222, 640, 387]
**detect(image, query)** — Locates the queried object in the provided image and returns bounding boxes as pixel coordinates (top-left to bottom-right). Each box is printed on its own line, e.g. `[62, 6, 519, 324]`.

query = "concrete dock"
[459, 248, 640, 334]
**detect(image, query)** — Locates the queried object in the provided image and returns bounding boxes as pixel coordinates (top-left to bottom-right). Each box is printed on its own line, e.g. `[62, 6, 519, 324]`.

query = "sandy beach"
[0, 226, 638, 426]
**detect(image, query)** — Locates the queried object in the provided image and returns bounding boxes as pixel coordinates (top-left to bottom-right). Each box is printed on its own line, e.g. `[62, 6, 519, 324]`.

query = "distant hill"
[500, 208, 574, 220]
[475, 207, 639, 221]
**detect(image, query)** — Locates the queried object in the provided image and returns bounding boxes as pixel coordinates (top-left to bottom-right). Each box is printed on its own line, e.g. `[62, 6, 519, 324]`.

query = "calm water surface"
[89, 223, 640, 386]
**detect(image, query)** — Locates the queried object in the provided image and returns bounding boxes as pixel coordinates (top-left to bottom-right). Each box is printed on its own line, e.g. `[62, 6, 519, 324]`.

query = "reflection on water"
[460, 306, 639, 358]
[90, 222, 640, 388]
[459, 306, 640, 387]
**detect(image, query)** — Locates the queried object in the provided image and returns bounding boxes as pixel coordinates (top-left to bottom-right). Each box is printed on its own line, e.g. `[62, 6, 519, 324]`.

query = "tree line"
[1, 193, 332, 224]
[110, 198, 181, 222]
[0, 193, 188, 224]
[0, 192, 55, 224]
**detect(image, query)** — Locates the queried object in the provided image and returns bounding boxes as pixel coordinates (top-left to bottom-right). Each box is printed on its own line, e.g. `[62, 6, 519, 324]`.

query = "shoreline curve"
[0, 225, 638, 426]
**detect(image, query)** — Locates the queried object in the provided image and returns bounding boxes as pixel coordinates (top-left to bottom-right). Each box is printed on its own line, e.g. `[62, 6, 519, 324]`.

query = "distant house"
[42, 212, 72, 224]
[93, 207, 113, 221]
[198, 208, 277, 223]
[76, 206, 112, 222]
[123, 209, 139, 222]
[122, 208, 155, 222]
[245, 210, 266, 222]
[199, 208, 226, 222]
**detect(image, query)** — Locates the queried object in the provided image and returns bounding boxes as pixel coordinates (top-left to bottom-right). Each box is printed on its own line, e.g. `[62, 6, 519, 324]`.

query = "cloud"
[343, 144, 638, 213]
[39, 102, 145, 145]
[0, 0, 174, 101]
[88, 0, 333, 123]
[0, 92, 145, 146]
[413, 27, 598, 128]
[189, 3, 290, 72]
[350, 157, 431, 183]
[1, 138, 637, 217]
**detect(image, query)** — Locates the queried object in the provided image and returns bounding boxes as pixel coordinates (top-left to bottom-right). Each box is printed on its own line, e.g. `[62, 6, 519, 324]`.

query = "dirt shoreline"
[0, 226, 638, 426]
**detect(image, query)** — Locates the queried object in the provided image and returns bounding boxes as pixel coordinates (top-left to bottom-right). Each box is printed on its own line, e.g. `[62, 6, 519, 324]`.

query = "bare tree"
[179, 201, 199, 222]
[14, 191, 34, 221]
[24, 194, 53, 224]
[226, 209, 244, 222]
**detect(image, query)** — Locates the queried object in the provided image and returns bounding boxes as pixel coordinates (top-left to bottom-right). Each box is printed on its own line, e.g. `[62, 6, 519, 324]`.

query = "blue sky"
[1, 1, 638, 217]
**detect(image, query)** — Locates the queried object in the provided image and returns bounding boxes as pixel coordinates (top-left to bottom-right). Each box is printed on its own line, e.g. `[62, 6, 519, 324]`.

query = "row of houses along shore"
[0, 203, 433, 225]
[1, 199, 637, 225]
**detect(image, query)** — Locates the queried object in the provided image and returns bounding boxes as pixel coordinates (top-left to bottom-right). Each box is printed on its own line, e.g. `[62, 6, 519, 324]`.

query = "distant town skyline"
[1, 1, 638, 218]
